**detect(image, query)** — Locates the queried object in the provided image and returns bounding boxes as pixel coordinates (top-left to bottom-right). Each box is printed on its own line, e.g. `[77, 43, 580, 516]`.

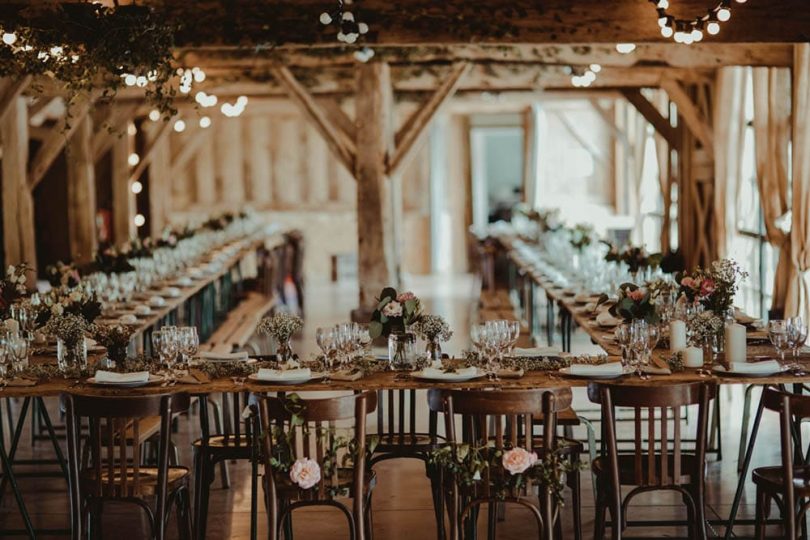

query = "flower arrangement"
[257, 312, 304, 343]
[523, 208, 563, 233]
[368, 288, 423, 339]
[91, 323, 135, 364]
[600, 283, 658, 323]
[45, 261, 81, 288]
[92, 248, 136, 274]
[429, 442, 579, 504]
[687, 310, 724, 345]
[0, 263, 29, 318]
[568, 224, 594, 252]
[34, 287, 102, 328]
[678, 259, 747, 315]
[412, 314, 453, 343]
[620, 246, 662, 274]
[43, 313, 88, 347]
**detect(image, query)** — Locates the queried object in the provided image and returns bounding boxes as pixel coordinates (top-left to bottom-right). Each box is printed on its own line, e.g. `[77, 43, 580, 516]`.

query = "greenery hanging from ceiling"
[0, 3, 180, 118]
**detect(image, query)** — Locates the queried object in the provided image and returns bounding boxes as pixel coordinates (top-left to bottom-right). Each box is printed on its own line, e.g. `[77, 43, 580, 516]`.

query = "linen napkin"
[94, 370, 150, 383]
[642, 365, 672, 375]
[199, 351, 249, 362]
[513, 347, 562, 357]
[727, 360, 782, 374]
[149, 296, 167, 307]
[256, 368, 311, 381]
[119, 314, 138, 324]
[596, 310, 622, 327]
[568, 362, 624, 376]
[134, 305, 152, 316]
[420, 367, 478, 379]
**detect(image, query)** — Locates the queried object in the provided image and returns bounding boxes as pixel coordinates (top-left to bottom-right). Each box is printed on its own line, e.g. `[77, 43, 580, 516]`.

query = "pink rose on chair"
[290, 457, 321, 489]
[502, 447, 538, 475]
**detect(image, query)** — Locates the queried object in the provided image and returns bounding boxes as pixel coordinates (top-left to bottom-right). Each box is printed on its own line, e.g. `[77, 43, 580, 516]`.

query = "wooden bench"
[201, 292, 277, 354]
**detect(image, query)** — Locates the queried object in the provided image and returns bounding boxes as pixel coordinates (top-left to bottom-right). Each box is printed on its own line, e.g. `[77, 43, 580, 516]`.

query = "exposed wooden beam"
[620, 88, 678, 149]
[28, 94, 96, 190]
[661, 77, 714, 154]
[169, 127, 211, 178]
[551, 110, 607, 166]
[588, 98, 630, 148]
[269, 64, 356, 174]
[91, 103, 139, 162]
[66, 115, 97, 264]
[0, 76, 31, 122]
[387, 62, 469, 178]
[111, 133, 134, 243]
[317, 98, 356, 144]
[127, 119, 172, 185]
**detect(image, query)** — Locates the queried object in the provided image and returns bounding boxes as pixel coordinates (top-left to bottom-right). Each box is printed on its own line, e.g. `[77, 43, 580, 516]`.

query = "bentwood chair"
[752, 386, 810, 539]
[257, 391, 378, 540]
[429, 388, 573, 540]
[192, 390, 260, 540]
[370, 389, 446, 539]
[63, 392, 193, 540]
[587, 382, 716, 540]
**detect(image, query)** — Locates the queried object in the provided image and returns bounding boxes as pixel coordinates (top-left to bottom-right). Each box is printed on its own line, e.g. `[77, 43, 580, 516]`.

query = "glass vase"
[425, 337, 443, 364]
[388, 332, 416, 370]
[277, 338, 294, 364]
[57, 338, 87, 373]
[104, 344, 129, 369]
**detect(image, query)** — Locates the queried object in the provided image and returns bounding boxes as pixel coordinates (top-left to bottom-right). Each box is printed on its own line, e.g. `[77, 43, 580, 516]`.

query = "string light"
[131, 181, 143, 194]
[199, 116, 211, 128]
[319, 1, 373, 61]
[134, 214, 146, 227]
[126, 123, 137, 136]
[221, 96, 248, 118]
[648, 0, 746, 44]
[615, 43, 637, 54]
[570, 66, 599, 88]
[148, 109, 161, 122]
[173, 119, 186, 132]
[2, 32, 17, 45]
[127, 153, 140, 166]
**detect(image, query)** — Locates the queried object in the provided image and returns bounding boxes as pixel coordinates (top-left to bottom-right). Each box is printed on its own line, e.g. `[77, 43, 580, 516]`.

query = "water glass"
[768, 320, 789, 364]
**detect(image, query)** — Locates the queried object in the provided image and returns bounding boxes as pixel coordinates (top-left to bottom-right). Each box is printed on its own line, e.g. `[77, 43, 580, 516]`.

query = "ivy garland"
[0, 4, 179, 118]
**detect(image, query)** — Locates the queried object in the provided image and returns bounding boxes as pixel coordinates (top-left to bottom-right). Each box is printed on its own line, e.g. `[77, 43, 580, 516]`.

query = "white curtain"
[786, 44, 810, 321]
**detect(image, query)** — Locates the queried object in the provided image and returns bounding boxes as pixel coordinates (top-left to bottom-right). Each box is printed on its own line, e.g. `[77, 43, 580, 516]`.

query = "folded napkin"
[420, 367, 478, 379]
[199, 351, 249, 362]
[94, 370, 150, 383]
[498, 367, 525, 379]
[642, 365, 672, 375]
[513, 347, 562, 357]
[176, 277, 193, 287]
[177, 372, 203, 385]
[164, 287, 181, 298]
[256, 368, 311, 381]
[119, 314, 138, 324]
[728, 360, 782, 374]
[134, 305, 152, 315]
[584, 302, 598, 313]
[568, 362, 624, 375]
[188, 269, 204, 279]
[149, 296, 167, 307]
[596, 311, 622, 327]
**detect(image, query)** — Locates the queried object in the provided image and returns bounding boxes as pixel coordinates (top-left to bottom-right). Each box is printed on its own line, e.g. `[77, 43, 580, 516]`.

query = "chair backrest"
[63, 392, 190, 539]
[374, 389, 439, 446]
[257, 391, 378, 500]
[587, 382, 715, 487]
[199, 391, 257, 449]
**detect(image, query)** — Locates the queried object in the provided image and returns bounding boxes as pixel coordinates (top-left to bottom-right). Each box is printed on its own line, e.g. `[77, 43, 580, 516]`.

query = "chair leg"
[195, 457, 213, 540]
[428, 467, 446, 540]
[693, 485, 708, 540]
[365, 493, 375, 540]
[177, 488, 193, 540]
[737, 385, 755, 472]
[569, 468, 582, 540]
[755, 486, 767, 540]
[487, 501, 497, 540]
[593, 485, 607, 540]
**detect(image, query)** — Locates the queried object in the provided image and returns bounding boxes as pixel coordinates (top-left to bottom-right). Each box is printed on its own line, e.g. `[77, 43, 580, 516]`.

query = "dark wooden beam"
[620, 88, 678, 149]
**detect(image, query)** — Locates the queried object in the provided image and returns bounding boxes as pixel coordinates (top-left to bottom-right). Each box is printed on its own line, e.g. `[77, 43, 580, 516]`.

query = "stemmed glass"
[178, 327, 199, 368]
[316, 327, 337, 370]
[769, 320, 790, 365]
[9, 304, 34, 346]
[153, 327, 180, 379]
[629, 320, 649, 379]
[615, 324, 632, 367]
[6, 332, 28, 374]
[470, 324, 486, 360]
[505, 320, 520, 356]
[786, 317, 808, 370]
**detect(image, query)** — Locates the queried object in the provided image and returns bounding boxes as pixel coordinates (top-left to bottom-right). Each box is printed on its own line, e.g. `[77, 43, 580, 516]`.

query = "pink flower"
[502, 447, 538, 475]
[396, 291, 416, 303]
[700, 278, 716, 296]
[627, 289, 645, 302]
[289, 457, 321, 489]
[382, 300, 403, 318]
[680, 277, 696, 289]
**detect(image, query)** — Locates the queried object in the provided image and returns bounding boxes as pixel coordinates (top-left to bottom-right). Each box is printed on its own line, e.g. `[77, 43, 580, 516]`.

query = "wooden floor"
[0, 274, 797, 538]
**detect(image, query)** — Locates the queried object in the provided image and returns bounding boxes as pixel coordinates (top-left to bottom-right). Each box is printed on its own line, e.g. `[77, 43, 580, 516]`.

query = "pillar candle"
[683, 347, 704, 368]
[724, 322, 747, 364]
[669, 320, 687, 352]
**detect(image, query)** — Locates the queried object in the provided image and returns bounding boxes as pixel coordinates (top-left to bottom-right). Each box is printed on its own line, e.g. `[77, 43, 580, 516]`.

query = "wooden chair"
[257, 391, 378, 540]
[63, 392, 193, 540]
[429, 388, 573, 540]
[370, 389, 446, 539]
[587, 382, 716, 540]
[752, 386, 810, 539]
[192, 390, 259, 540]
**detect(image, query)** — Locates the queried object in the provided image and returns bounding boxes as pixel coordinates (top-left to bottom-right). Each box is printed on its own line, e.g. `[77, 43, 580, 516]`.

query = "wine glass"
[768, 320, 790, 365]
[506, 320, 520, 355]
[470, 324, 486, 359]
[787, 317, 808, 370]
[629, 320, 648, 379]
[644, 324, 660, 370]
[315, 327, 336, 370]
[615, 324, 631, 367]
[178, 327, 199, 368]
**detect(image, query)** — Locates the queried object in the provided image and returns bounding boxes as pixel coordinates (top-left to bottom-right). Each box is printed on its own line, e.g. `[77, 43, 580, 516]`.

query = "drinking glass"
[645, 324, 660, 369]
[629, 320, 648, 378]
[178, 327, 199, 367]
[768, 320, 790, 364]
[615, 324, 632, 367]
[470, 324, 486, 359]
[506, 320, 520, 355]
[7, 332, 28, 374]
[316, 327, 336, 370]
[786, 317, 808, 371]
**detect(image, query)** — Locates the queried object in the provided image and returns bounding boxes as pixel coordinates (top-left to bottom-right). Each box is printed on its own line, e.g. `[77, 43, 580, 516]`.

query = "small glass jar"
[425, 337, 443, 363]
[57, 338, 88, 372]
[388, 332, 416, 370]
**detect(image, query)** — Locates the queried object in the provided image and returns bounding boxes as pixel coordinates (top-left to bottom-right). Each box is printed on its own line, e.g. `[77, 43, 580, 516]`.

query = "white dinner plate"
[711, 365, 789, 378]
[411, 369, 485, 382]
[247, 372, 326, 385]
[87, 374, 164, 388]
[558, 366, 632, 380]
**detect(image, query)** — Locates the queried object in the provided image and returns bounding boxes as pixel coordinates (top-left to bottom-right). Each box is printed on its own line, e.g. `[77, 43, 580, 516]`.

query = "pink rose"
[289, 457, 321, 489]
[680, 277, 695, 289]
[382, 300, 403, 318]
[627, 289, 645, 302]
[396, 291, 416, 303]
[700, 278, 716, 296]
[502, 447, 538, 475]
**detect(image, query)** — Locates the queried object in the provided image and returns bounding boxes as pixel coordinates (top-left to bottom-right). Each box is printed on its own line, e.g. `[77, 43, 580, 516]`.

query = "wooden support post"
[148, 132, 171, 236]
[0, 76, 31, 122]
[111, 132, 134, 243]
[194, 133, 217, 206]
[661, 77, 715, 155]
[246, 117, 273, 205]
[354, 61, 398, 313]
[1, 97, 36, 271]
[66, 115, 97, 264]
[216, 118, 245, 205]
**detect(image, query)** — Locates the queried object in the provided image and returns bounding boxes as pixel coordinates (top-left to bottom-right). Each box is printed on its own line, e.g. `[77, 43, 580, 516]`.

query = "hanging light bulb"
[134, 214, 146, 227]
[126, 123, 137, 136]
[2, 32, 17, 45]
[199, 116, 211, 128]
[616, 43, 636, 54]
[131, 181, 143, 194]
[661, 26, 674, 38]
[717, 7, 731, 21]
[707, 21, 721, 35]
[656, 0, 669, 7]
[173, 119, 186, 133]
[128, 153, 140, 166]
[691, 28, 704, 42]
[148, 109, 161, 122]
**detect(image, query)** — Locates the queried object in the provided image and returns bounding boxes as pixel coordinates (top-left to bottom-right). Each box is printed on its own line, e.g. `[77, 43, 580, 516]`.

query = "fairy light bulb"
[2, 32, 17, 45]
[707, 21, 721, 34]
[717, 8, 731, 21]
[173, 119, 186, 133]
[199, 116, 211, 128]
[131, 181, 143, 194]
[127, 153, 140, 166]
[134, 214, 146, 227]
[616, 43, 636, 54]
[661, 26, 674, 38]
[691, 28, 704, 42]
[148, 109, 161, 122]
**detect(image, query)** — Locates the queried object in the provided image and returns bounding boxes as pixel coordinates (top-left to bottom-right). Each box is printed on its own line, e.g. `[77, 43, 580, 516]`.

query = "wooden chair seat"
[193, 433, 253, 452]
[81, 466, 190, 498]
[753, 465, 810, 496]
[272, 468, 377, 501]
[374, 432, 440, 453]
[592, 454, 698, 486]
